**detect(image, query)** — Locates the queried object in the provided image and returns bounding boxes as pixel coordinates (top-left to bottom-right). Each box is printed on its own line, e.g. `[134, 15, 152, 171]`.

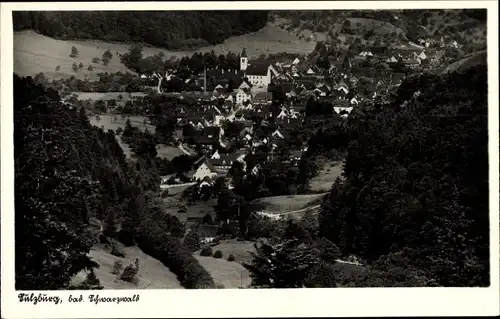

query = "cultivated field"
[14, 25, 315, 80]
[194, 256, 252, 289]
[71, 244, 183, 289]
[309, 161, 345, 193]
[253, 193, 327, 215]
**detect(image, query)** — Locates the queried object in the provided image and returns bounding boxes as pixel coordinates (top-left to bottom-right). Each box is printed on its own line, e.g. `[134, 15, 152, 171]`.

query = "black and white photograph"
[1, 1, 499, 318]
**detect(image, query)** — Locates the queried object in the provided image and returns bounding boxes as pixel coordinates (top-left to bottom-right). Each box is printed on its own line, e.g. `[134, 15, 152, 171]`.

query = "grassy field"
[71, 244, 183, 289]
[309, 161, 345, 193]
[253, 193, 327, 215]
[14, 25, 314, 80]
[14, 30, 134, 81]
[209, 240, 257, 265]
[194, 255, 252, 288]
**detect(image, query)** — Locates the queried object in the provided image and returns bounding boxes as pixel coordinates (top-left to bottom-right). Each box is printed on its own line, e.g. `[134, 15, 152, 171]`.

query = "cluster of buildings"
[144, 38, 459, 187]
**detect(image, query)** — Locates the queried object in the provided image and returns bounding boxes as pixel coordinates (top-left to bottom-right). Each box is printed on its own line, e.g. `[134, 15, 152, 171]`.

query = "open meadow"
[194, 255, 252, 288]
[253, 193, 327, 215]
[14, 25, 315, 80]
[71, 244, 183, 289]
[309, 160, 345, 193]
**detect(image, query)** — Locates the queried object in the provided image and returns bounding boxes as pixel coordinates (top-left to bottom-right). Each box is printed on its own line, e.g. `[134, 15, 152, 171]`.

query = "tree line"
[13, 11, 269, 50]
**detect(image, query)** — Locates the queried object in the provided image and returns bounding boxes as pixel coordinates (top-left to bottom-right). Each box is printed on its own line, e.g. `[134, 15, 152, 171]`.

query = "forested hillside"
[13, 11, 269, 50]
[272, 9, 486, 53]
[14, 75, 214, 289]
[318, 64, 489, 286]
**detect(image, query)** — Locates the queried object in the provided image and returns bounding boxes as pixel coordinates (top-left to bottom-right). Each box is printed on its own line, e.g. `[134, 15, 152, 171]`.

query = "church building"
[240, 48, 278, 90]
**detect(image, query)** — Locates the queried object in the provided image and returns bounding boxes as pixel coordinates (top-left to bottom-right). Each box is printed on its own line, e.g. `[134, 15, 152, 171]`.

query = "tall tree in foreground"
[14, 75, 100, 289]
[243, 239, 322, 288]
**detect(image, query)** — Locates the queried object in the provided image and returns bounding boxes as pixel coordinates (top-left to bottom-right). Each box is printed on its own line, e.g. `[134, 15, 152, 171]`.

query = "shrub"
[92, 57, 101, 63]
[55, 65, 60, 71]
[227, 254, 236, 262]
[213, 250, 223, 259]
[88, 65, 94, 71]
[79, 62, 84, 68]
[111, 260, 123, 275]
[69, 46, 79, 58]
[200, 246, 213, 257]
[120, 263, 138, 284]
[216, 284, 225, 289]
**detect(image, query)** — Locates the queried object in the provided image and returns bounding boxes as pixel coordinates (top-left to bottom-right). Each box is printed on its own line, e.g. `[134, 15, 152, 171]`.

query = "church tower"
[240, 48, 248, 72]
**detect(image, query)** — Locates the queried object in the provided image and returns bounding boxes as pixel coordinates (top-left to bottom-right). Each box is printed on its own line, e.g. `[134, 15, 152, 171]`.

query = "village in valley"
[64, 34, 465, 245]
[13, 9, 489, 291]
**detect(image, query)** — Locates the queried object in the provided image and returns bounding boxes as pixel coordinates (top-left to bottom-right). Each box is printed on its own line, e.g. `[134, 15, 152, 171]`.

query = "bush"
[200, 246, 213, 257]
[120, 263, 139, 284]
[227, 254, 236, 262]
[88, 65, 94, 71]
[213, 250, 223, 259]
[111, 260, 123, 275]
[92, 57, 101, 63]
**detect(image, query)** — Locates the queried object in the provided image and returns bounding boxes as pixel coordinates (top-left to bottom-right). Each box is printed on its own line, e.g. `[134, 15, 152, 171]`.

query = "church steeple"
[240, 48, 248, 72]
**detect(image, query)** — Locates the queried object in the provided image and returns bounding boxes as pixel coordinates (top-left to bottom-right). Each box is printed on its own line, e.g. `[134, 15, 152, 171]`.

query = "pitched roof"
[241, 48, 248, 58]
[246, 63, 270, 76]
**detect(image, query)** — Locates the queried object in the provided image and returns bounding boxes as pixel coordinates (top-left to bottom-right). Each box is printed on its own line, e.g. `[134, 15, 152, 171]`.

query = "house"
[209, 151, 246, 173]
[193, 126, 222, 145]
[252, 92, 273, 105]
[191, 224, 219, 243]
[272, 129, 284, 139]
[235, 88, 252, 105]
[192, 160, 218, 181]
[350, 97, 360, 105]
[333, 106, 354, 114]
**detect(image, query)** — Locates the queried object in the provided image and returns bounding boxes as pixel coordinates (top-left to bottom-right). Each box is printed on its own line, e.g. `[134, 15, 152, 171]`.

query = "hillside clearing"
[209, 240, 257, 265]
[194, 256, 251, 288]
[253, 193, 327, 215]
[89, 114, 184, 160]
[309, 161, 344, 193]
[15, 25, 314, 80]
[71, 245, 183, 289]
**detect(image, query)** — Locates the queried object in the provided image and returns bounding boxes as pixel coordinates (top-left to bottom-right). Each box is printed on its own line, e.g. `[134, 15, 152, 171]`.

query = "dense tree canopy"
[13, 11, 269, 50]
[318, 65, 489, 286]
